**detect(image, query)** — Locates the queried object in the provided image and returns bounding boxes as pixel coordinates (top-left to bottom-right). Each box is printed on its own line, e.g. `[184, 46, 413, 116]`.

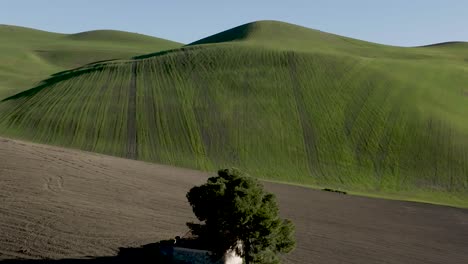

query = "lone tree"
[186, 168, 296, 264]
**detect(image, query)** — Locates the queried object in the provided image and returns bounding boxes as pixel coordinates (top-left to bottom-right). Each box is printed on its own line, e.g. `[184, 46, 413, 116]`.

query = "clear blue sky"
[1, 0, 467, 46]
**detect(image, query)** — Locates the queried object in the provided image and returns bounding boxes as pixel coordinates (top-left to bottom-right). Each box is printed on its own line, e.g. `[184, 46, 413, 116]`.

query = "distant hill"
[0, 21, 467, 206]
[189, 20, 378, 52]
[0, 24, 182, 99]
[190, 20, 468, 57]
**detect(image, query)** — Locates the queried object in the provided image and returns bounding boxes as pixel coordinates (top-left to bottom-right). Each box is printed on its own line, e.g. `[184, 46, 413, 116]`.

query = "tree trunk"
[244, 239, 251, 264]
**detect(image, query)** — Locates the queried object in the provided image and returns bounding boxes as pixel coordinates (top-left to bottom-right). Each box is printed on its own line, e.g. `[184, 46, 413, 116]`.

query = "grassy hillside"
[0, 24, 182, 99]
[1, 21, 467, 206]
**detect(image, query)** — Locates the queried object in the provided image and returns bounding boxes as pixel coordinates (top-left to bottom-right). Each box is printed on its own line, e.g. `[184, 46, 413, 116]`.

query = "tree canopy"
[186, 168, 296, 264]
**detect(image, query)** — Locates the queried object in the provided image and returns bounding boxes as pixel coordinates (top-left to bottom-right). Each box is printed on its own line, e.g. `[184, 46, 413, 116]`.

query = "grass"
[263, 179, 468, 208]
[0, 24, 182, 99]
[0, 20, 467, 207]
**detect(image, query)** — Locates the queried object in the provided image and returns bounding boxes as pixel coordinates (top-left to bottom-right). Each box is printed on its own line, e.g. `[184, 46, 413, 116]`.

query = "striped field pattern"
[1, 21, 467, 206]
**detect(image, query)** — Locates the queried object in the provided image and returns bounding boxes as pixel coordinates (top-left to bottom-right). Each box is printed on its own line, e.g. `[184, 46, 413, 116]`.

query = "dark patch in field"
[322, 188, 347, 195]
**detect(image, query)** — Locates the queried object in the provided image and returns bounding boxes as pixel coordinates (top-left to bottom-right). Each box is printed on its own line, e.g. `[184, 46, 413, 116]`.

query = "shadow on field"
[0, 242, 171, 264]
[1, 64, 106, 102]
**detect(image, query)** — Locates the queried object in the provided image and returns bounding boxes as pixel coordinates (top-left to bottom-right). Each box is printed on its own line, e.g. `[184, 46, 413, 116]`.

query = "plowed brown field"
[1, 138, 467, 264]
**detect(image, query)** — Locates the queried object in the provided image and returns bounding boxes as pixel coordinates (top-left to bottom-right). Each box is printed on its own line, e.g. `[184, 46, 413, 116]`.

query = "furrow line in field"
[126, 62, 138, 159]
[140, 61, 159, 161]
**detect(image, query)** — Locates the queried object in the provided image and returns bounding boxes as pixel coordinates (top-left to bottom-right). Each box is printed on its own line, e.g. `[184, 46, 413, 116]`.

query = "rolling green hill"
[0, 24, 182, 99]
[1, 21, 467, 206]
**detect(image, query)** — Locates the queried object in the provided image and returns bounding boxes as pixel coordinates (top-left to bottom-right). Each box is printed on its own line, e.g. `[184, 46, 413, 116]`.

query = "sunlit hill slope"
[1, 21, 467, 205]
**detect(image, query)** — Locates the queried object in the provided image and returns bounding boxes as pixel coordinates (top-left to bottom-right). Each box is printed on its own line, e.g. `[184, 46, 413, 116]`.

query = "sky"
[1, 0, 467, 46]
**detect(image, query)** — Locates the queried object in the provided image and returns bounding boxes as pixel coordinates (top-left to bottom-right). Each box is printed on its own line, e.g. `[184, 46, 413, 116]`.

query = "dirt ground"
[0, 137, 467, 264]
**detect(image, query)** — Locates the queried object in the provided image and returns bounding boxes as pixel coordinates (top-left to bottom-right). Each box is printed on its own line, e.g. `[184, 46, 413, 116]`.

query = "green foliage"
[186, 169, 296, 263]
[0, 21, 467, 206]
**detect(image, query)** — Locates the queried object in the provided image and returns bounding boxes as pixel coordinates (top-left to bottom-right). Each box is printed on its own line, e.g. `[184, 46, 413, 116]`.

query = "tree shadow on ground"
[0, 242, 172, 264]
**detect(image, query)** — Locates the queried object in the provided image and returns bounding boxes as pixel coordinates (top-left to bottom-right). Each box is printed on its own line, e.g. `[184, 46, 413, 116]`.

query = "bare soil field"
[0, 137, 467, 264]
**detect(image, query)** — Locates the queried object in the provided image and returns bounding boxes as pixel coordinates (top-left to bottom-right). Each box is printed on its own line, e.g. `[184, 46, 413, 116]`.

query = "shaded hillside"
[0, 21, 467, 204]
[0, 24, 182, 99]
